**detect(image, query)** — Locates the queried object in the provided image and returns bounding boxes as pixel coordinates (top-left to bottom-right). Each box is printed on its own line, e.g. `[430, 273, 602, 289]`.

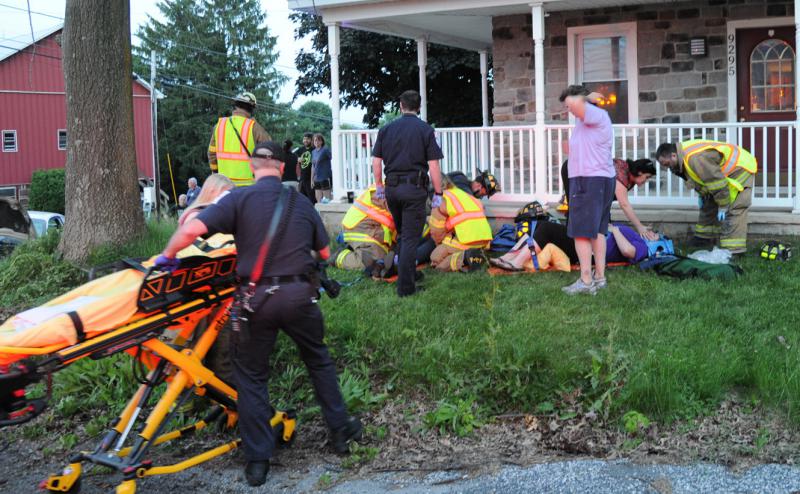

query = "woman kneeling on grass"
[491, 222, 649, 273]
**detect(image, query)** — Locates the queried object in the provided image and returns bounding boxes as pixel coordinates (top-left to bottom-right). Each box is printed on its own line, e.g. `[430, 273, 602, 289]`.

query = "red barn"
[0, 25, 157, 201]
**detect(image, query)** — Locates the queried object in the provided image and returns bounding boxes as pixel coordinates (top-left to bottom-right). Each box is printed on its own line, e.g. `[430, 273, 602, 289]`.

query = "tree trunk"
[59, 0, 145, 263]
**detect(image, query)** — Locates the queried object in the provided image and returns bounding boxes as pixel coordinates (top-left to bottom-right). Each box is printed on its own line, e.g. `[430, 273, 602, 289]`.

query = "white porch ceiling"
[289, 0, 697, 51]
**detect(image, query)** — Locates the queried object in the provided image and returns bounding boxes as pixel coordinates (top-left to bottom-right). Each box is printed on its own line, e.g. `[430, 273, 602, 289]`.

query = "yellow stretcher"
[0, 243, 297, 494]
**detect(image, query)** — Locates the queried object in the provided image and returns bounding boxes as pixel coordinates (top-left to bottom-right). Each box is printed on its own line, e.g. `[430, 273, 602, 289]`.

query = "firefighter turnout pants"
[335, 223, 392, 271]
[695, 172, 753, 253]
[430, 235, 477, 272]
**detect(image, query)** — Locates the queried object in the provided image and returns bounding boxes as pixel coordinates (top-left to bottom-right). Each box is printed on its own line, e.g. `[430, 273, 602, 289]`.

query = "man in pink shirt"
[560, 85, 615, 295]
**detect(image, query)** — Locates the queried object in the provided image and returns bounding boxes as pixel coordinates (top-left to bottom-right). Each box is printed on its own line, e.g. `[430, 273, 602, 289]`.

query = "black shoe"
[463, 249, 486, 272]
[415, 270, 425, 282]
[331, 416, 363, 454]
[244, 461, 269, 486]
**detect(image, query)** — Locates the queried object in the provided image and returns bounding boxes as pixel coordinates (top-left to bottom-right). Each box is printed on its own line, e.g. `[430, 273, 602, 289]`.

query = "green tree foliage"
[133, 0, 286, 193]
[28, 169, 66, 214]
[285, 100, 333, 146]
[291, 12, 491, 128]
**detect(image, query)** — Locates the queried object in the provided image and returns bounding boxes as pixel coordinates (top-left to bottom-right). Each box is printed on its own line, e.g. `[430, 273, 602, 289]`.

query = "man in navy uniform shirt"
[371, 90, 444, 297]
[155, 141, 361, 486]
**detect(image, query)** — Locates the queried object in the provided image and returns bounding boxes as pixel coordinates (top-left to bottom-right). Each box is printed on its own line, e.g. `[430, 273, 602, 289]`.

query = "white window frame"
[567, 22, 639, 123]
[2, 130, 18, 153]
[57, 129, 67, 150]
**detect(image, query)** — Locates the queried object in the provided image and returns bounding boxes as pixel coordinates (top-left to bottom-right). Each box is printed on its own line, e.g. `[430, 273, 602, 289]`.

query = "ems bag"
[640, 256, 742, 281]
[490, 224, 518, 253]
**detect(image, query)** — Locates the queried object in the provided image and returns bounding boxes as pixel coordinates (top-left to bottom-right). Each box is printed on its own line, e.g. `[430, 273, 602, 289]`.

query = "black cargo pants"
[231, 281, 348, 461]
[386, 177, 427, 296]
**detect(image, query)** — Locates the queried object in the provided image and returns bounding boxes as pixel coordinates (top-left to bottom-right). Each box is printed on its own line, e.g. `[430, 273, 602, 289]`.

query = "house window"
[567, 22, 639, 123]
[2, 130, 17, 152]
[750, 39, 795, 112]
[0, 187, 16, 199]
[58, 129, 67, 150]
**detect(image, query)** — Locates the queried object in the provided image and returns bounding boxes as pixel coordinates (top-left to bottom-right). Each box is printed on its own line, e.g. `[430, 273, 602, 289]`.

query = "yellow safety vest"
[341, 187, 396, 245]
[215, 116, 256, 186]
[681, 139, 758, 202]
[443, 187, 492, 246]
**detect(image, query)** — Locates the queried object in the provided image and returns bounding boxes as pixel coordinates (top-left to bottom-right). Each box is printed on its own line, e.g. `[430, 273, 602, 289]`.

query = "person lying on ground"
[560, 157, 658, 240]
[490, 223, 648, 271]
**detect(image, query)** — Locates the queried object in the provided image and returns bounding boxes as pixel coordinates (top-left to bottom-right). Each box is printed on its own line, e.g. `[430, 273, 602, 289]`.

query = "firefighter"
[334, 185, 396, 276]
[656, 139, 757, 254]
[417, 170, 499, 264]
[208, 92, 271, 186]
[428, 183, 493, 272]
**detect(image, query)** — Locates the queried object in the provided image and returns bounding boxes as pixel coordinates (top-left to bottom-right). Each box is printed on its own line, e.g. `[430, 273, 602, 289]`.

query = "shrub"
[28, 169, 66, 214]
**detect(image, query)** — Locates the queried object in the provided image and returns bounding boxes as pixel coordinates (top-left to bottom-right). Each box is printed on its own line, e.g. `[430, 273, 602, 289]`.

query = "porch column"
[327, 22, 344, 201]
[795, 0, 800, 212]
[480, 50, 490, 171]
[480, 50, 489, 127]
[417, 38, 428, 121]
[531, 2, 547, 199]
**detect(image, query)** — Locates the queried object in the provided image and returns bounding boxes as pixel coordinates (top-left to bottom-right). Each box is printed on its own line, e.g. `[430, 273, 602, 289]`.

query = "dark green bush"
[28, 168, 66, 214]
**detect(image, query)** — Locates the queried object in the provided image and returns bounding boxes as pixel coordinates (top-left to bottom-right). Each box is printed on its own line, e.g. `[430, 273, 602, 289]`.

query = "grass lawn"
[301, 243, 800, 427]
[3, 227, 800, 435]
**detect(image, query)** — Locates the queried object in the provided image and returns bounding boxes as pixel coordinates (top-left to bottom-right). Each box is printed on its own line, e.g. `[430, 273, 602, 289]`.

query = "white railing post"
[531, 2, 547, 199]
[794, 1, 800, 212]
[479, 50, 490, 168]
[327, 22, 344, 201]
[417, 38, 428, 122]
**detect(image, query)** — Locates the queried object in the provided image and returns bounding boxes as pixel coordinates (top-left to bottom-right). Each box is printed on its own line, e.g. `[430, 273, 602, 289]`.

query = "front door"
[736, 26, 796, 176]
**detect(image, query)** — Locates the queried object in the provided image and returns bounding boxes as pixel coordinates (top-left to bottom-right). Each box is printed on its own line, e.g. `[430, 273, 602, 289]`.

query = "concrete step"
[316, 201, 800, 239]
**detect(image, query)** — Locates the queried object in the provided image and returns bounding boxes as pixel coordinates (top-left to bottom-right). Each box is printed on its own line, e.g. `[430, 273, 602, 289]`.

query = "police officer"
[155, 141, 361, 486]
[371, 90, 444, 297]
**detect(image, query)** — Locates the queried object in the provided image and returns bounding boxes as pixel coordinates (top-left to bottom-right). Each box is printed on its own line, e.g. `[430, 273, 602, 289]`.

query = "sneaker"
[592, 278, 607, 290]
[561, 277, 596, 295]
[330, 416, 363, 454]
[244, 461, 269, 486]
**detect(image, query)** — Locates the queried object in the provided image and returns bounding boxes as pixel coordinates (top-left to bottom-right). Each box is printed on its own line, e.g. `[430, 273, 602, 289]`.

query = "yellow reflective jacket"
[213, 116, 256, 186]
[680, 139, 758, 206]
[441, 187, 492, 246]
[341, 187, 396, 245]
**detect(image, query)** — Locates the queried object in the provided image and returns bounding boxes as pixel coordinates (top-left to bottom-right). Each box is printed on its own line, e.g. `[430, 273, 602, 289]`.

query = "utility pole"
[150, 49, 161, 217]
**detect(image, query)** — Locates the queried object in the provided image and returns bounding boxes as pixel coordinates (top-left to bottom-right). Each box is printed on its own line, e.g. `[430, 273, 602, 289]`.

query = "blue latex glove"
[154, 254, 180, 273]
[697, 196, 705, 208]
[717, 209, 727, 222]
[374, 185, 385, 199]
[431, 193, 443, 209]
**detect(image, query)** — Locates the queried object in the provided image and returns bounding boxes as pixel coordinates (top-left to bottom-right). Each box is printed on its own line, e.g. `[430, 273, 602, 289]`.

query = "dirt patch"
[1, 395, 798, 493]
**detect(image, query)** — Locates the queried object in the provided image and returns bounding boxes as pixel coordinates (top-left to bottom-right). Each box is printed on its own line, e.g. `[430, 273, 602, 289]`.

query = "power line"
[0, 2, 62, 20]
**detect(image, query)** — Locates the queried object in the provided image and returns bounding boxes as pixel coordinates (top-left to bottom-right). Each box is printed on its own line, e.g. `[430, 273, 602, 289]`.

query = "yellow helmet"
[233, 91, 257, 107]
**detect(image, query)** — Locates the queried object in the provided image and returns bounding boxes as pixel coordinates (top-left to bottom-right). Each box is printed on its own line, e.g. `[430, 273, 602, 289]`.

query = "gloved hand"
[154, 254, 180, 273]
[717, 209, 727, 222]
[431, 193, 443, 209]
[374, 185, 385, 199]
[697, 196, 705, 208]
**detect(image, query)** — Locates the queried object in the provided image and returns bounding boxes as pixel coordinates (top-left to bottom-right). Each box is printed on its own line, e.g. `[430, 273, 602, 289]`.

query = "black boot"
[462, 249, 486, 272]
[330, 416, 363, 454]
[687, 236, 715, 249]
[244, 461, 269, 486]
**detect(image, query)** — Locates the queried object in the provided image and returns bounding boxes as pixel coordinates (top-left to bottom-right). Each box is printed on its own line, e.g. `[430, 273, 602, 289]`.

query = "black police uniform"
[372, 114, 444, 296]
[416, 171, 474, 264]
[197, 176, 349, 462]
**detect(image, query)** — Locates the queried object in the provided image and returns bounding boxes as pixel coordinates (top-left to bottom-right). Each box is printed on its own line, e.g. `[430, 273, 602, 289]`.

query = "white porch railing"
[337, 121, 798, 209]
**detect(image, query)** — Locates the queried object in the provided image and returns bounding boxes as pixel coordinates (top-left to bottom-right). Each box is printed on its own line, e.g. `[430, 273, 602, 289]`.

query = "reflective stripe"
[443, 234, 470, 250]
[695, 224, 721, 232]
[446, 211, 488, 230]
[450, 252, 461, 271]
[353, 199, 395, 229]
[721, 145, 739, 175]
[429, 216, 446, 228]
[342, 232, 389, 253]
[335, 249, 352, 268]
[705, 178, 728, 191]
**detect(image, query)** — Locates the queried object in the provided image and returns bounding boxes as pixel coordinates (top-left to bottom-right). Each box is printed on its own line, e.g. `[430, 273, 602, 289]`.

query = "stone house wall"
[491, 0, 796, 125]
